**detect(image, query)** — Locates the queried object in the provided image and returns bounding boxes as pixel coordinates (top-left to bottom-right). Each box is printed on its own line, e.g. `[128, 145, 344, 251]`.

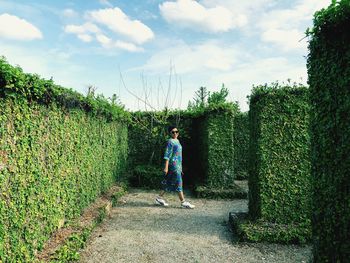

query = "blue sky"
[0, 0, 330, 112]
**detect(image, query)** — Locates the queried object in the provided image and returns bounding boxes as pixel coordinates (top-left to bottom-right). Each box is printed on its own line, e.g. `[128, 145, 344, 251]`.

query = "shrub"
[130, 164, 163, 189]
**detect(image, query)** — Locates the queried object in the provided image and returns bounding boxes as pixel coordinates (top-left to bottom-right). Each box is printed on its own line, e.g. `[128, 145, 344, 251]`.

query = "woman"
[155, 126, 195, 209]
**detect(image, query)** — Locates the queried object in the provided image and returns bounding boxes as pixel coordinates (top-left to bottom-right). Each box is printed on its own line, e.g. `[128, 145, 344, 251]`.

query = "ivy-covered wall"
[248, 83, 311, 227]
[201, 108, 236, 188]
[0, 59, 128, 261]
[233, 112, 249, 180]
[307, 1, 350, 261]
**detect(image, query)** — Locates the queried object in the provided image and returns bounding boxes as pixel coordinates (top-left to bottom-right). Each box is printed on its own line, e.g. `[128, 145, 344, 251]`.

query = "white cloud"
[95, 33, 143, 52]
[0, 42, 83, 90]
[114, 41, 144, 52]
[99, 0, 113, 7]
[127, 37, 308, 111]
[218, 57, 306, 85]
[159, 0, 247, 33]
[262, 29, 307, 51]
[64, 22, 100, 43]
[258, 0, 330, 51]
[63, 7, 152, 52]
[213, 57, 307, 111]
[200, 0, 275, 14]
[0, 13, 42, 41]
[130, 40, 240, 74]
[87, 8, 154, 44]
[64, 22, 100, 34]
[78, 34, 93, 42]
[294, 0, 331, 21]
[96, 33, 112, 46]
[64, 22, 143, 52]
[63, 8, 78, 18]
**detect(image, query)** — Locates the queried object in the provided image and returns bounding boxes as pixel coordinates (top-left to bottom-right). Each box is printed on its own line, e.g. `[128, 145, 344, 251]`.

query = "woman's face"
[170, 128, 179, 139]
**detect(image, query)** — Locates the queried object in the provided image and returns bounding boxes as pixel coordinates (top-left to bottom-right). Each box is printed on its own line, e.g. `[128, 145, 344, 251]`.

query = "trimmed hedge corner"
[230, 214, 311, 245]
[246, 82, 311, 243]
[307, 1, 350, 261]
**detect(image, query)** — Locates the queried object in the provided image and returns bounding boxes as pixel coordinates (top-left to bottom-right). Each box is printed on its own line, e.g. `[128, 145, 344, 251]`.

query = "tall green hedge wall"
[307, 1, 350, 261]
[233, 112, 249, 180]
[200, 108, 236, 188]
[248, 83, 311, 227]
[0, 59, 128, 261]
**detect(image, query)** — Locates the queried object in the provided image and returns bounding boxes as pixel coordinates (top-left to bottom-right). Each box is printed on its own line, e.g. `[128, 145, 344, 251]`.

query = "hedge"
[0, 58, 128, 261]
[128, 104, 242, 193]
[307, 1, 350, 261]
[233, 112, 249, 180]
[129, 164, 163, 189]
[127, 111, 196, 188]
[193, 104, 250, 198]
[245, 82, 311, 243]
[0, 57, 129, 121]
[233, 218, 311, 245]
[200, 108, 236, 187]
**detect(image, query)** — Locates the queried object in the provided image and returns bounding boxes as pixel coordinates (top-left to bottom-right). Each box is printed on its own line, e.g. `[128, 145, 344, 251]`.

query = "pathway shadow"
[117, 200, 159, 208]
[111, 205, 246, 243]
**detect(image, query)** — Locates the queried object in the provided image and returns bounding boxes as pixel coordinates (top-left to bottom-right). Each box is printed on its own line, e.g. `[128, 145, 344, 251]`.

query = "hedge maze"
[127, 106, 247, 198]
[1, 1, 349, 261]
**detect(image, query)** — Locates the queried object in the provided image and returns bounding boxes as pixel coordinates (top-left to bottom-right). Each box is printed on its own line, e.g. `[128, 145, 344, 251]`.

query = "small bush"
[130, 164, 163, 189]
[50, 227, 92, 262]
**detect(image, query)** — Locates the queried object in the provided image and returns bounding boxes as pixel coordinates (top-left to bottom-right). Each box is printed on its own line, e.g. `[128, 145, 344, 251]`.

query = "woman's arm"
[163, 140, 172, 174]
[164, 159, 169, 174]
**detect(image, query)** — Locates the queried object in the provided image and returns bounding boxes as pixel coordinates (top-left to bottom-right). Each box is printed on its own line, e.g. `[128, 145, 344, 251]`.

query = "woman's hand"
[163, 167, 168, 174]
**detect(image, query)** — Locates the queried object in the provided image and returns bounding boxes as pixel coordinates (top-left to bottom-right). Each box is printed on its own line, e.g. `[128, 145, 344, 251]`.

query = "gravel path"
[79, 189, 311, 263]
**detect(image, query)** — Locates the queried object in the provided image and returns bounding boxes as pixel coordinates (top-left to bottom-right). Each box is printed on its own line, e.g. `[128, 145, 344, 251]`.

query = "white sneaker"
[181, 201, 195, 209]
[155, 197, 169, 207]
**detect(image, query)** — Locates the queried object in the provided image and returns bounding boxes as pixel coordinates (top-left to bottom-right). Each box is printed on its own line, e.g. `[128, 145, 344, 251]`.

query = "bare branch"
[164, 61, 173, 109]
[119, 68, 158, 111]
[170, 64, 178, 109]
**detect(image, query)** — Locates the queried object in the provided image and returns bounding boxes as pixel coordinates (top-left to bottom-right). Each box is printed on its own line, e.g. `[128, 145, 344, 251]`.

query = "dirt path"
[79, 189, 311, 263]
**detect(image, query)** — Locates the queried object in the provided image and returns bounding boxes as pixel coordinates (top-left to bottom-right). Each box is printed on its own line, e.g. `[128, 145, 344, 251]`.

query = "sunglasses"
[171, 130, 179, 134]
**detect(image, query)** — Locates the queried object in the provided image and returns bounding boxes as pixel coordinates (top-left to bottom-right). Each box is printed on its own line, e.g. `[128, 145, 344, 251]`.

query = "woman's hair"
[167, 125, 177, 133]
